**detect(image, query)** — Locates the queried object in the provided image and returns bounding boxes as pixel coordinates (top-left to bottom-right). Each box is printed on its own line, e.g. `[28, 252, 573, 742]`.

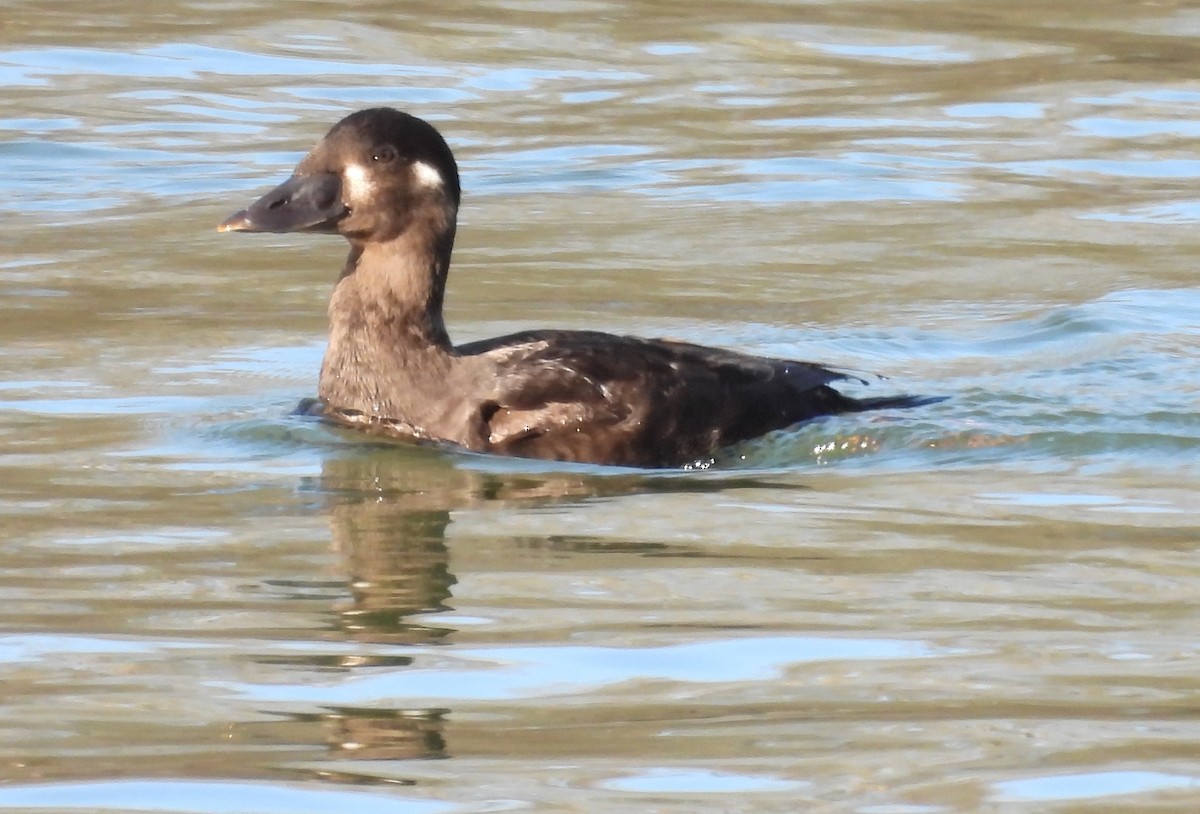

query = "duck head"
[218, 107, 462, 244]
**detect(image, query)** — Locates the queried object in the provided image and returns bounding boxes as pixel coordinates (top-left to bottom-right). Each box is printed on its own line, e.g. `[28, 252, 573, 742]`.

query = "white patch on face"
[343, 163, 373, 201]
[412, 161, 443, 189]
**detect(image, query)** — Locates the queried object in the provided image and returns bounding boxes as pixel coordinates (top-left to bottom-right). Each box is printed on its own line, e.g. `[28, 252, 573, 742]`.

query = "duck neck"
[338, 233, 454, 347]
[319, 221, 458, 415]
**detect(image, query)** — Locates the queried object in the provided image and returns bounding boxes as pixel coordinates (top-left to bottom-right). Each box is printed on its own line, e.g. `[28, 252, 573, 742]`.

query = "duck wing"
[456, 330, 860, 466]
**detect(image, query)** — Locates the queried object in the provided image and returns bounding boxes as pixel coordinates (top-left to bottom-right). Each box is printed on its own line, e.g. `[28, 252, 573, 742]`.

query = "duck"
[219, 107, 936, 468]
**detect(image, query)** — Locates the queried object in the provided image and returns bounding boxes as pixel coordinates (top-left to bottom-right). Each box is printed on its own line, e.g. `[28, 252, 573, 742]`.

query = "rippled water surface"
[3, 1, 1200, 811]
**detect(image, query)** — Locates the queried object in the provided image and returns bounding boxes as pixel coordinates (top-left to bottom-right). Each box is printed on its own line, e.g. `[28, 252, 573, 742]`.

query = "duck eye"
[372, 145, 399, 164]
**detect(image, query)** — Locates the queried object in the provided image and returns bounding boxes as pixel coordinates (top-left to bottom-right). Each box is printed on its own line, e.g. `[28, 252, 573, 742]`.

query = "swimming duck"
[219, 107, 933, 468]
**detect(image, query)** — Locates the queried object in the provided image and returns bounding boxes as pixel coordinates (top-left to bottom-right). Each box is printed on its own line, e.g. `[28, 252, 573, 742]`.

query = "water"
[3, 1, 1200, 811]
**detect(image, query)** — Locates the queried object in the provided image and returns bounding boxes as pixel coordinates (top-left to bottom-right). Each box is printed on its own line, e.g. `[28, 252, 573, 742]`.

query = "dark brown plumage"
[220, 107, 935, 468]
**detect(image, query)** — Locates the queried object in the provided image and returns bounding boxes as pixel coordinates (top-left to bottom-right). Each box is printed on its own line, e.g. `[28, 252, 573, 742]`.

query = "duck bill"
[217, 172, 347, 234]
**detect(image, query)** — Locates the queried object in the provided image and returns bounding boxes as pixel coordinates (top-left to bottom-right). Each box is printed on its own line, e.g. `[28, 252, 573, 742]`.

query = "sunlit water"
[3, 2, 1200, 812]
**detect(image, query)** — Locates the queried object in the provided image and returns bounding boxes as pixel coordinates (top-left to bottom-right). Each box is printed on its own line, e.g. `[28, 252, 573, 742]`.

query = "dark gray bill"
[218, 172, 346, 233]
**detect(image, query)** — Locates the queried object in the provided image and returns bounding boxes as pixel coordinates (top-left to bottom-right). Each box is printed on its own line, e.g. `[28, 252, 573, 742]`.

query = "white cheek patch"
[412, 161, 444, 189]
[343, 163, 374, 201]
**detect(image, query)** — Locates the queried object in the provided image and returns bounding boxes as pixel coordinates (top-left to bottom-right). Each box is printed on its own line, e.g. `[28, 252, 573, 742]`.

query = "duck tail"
[847, 393, 946, 413]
